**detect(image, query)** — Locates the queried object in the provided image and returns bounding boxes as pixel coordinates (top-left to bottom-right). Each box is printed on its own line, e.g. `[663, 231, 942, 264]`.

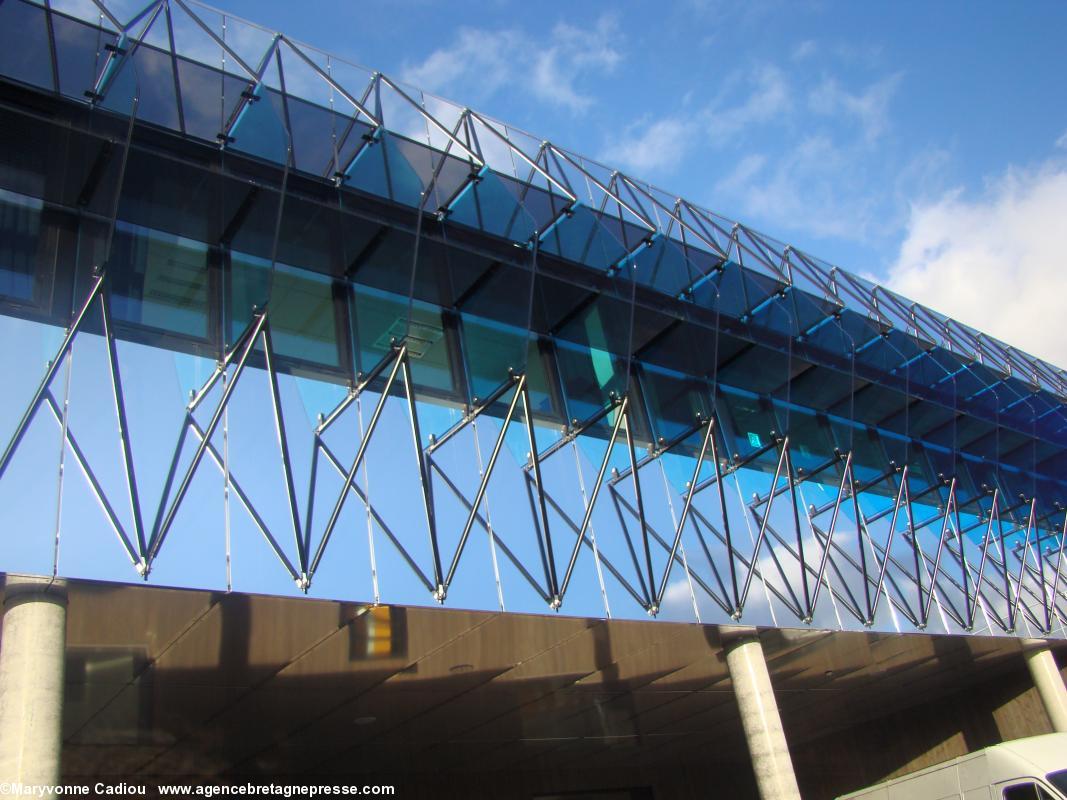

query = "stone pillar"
[0, 574, 67, 786]
[1023, 639, 1067, 733]
[724, 629, 802, 800]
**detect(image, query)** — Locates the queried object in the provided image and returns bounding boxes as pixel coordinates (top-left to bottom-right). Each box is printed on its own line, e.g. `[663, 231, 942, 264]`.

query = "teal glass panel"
[109, 221, 209, 338]
[51, 12, 115, 99]
[633, 236, 694, 297]
[345, 132, 424, 208]
[176, 56, 247, 143]
[0, 189, 43, 302]
[229, 84, 290, 166]
[461, 315, 528, 403]
[555, 338, 625, 424]
[0, 1, 54, 92]
[540, 205, 628, 270]
[447, 169, 537, 243]
[229, 254, 340, 367]
[351, 284, 453, 395]
[120, 43, 181, 130]
[776, 405, 836, 477]
[640, 364, 711, 444]
[719, 387, 777, 462]
[98, 34, 140, 119]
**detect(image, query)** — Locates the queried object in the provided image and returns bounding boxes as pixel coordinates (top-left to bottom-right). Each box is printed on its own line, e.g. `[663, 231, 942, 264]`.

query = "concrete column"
[0, 574, 67, 786]
[724, 629, 802, 800]
[1024, 639, 1067, 733]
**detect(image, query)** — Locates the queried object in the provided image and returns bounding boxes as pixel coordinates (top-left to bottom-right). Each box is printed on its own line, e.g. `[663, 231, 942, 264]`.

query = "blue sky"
[199, 0, 1067, 366]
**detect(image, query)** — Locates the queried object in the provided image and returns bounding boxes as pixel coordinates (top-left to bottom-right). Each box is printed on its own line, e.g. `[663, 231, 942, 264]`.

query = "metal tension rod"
[308, 346, 405, 579]
[186, 417, 301, 583]
[920, 478, 958, 628]
[521, 379, 558, 602]
[736, 438, 790, 619]
[99, 272, 148, 565]
[1009, 501, 1038, 631]
[653, 418, 716, 614]
[146, 312, 267, 567]
[0, 271, 105, 482]
[261, 323, 306, 577]
[556, 398, 629, 609]
[807, 452, 853, 623]
[399, 351, 445, 601]
[967, 489, 1000, 631]
[868, 465, 910, 624]
[1045, 514, 1067, 633]
[41, 392, 139, 567]
[441, 374, 526, 594]
[622, 405, 654, 610]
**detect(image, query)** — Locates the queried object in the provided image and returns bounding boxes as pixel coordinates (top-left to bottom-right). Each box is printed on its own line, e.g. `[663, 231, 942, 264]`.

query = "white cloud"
[712, 135, 884, 241]
[706, 64, 792, 144]
[886, 163, 1067, 368]
[401, 15, 622, 114]
[1057, 129, 1067, 150]
[601, 116, 699, 175]
[792, 40, 817, 61]
[808, 72, 903, 142]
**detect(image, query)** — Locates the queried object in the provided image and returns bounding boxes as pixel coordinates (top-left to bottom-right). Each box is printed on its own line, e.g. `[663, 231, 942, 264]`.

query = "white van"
[836, 733, 1067, 799]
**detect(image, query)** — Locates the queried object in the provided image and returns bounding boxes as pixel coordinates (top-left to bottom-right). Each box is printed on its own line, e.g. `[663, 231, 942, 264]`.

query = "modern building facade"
[0, 1, 1065, 797]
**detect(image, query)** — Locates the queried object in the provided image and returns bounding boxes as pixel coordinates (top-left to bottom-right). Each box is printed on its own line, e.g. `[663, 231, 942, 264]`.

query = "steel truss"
[0, 0, 1065, 638]
[1, 268, 1065, 638]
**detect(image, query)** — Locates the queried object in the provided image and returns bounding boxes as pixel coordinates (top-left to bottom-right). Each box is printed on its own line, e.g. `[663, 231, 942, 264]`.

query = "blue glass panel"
[640, 364, 710, 444]
[345, 132, 424, 208]
[555, 339, 625, 423]
[176, 56, 246, 143]
[719, 387, 777, 462]
[0, 189, 43, 302]
[229, 85, 290, 166]
[121, 43, 181, 130]
[110, 221, 209, 338]
[0, 1, 54, 91]
[540, 205, 628, 270]
[633, 236, 694, 297]
[229, 254, 340, 368]
[51, 11, 115, 99]
[447, 170, 537, 243]
[351, 284, 453, 395]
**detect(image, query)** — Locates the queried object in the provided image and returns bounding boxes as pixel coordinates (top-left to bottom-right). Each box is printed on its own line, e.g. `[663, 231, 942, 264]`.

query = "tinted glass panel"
[110, 222, 209, 338]
[230, 254, 340, 367]
[0, 190, 43, 302]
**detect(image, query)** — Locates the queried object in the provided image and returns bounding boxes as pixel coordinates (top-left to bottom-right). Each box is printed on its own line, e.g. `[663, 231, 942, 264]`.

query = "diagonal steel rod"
[522, 381, 558, 600]
[443, 375, 525, 590]
[147, 311, 267, 566]
[1010, 500, 1038, 630]
[0, 272, 104, 481]
[623, 406, 655, 608]
[308, 346, 404, 578]
[557, 398, 628, 606]
[869, 465, 908, 622]
[737, 439, 789, 616]
[783, 445, 811, 619]
[42, 392, 138, 567]
[400, 352, 445, 597]
[921, 478, 957, 626]
[186, 418, 300, 581]
[260, 323, 306, 577]
[318, 439, 434, 592]
[808, 452, 852, 620]
[655, 419, 715, 610]
[98, 283, 148, 564]
[968, 490, 999, 629]
[1047, 514, 1067, 633]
